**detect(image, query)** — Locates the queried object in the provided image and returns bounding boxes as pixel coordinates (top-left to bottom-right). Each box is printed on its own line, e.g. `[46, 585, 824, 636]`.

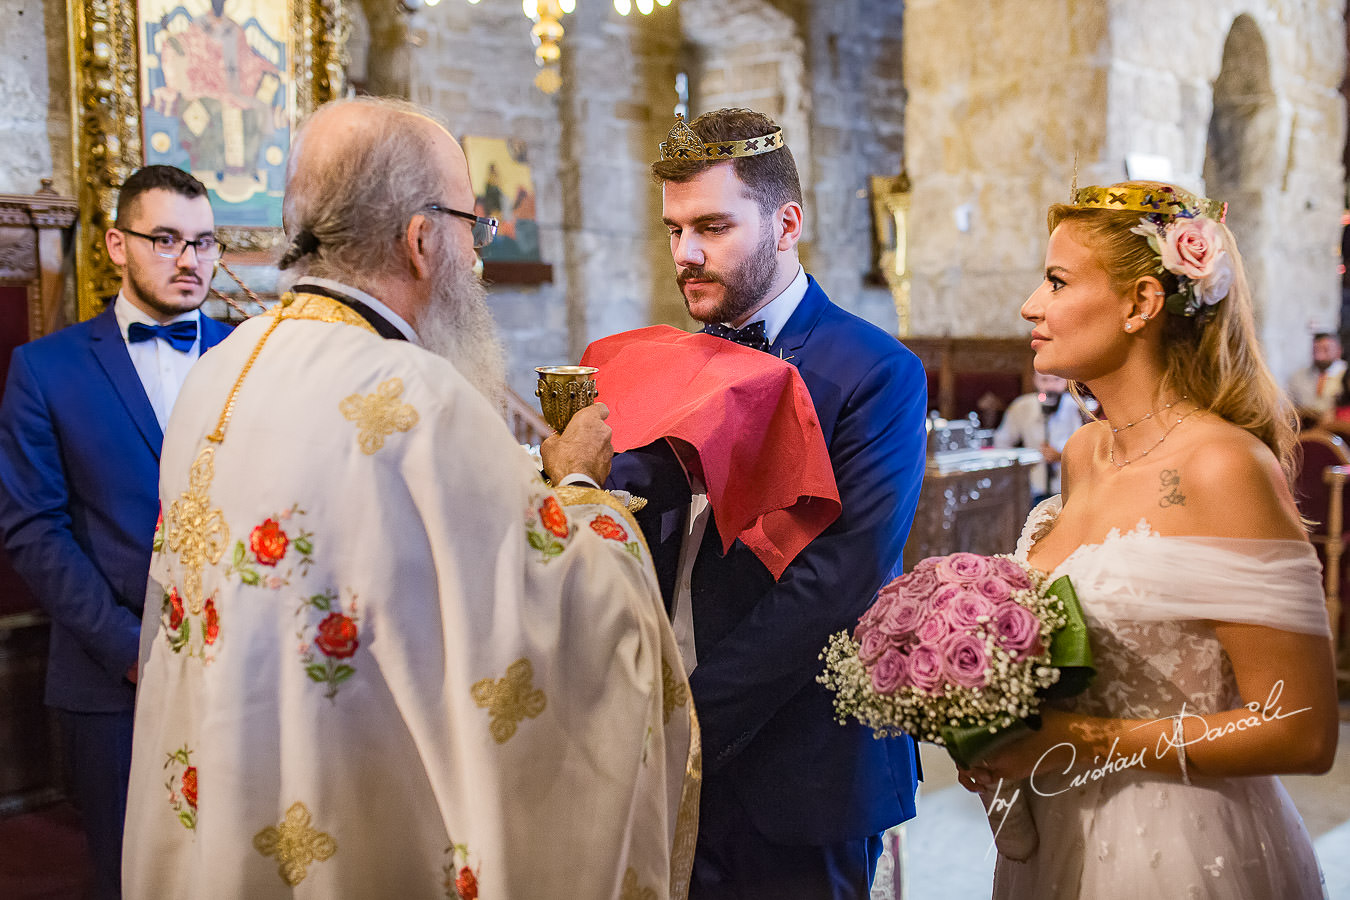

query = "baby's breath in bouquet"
[819, 552, 1093, 859]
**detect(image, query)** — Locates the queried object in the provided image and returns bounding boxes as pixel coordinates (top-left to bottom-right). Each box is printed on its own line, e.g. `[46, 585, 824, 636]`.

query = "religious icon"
[139, 0, 292, 229]
[462, 136, 543, 263]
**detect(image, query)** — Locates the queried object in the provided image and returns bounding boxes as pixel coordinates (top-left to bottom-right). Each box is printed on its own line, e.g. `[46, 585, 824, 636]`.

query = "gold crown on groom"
[659, 113, 785, 161]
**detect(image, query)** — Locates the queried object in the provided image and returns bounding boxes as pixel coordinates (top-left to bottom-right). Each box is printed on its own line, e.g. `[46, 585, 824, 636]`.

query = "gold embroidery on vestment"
[471, 657, 547, 744]
[620, 867, 658, 900]
[165, 447, 229, 615]
[252, 801, 337, 887]
[670, 704, 702, 900]
[340, 377, 419, 455]
[661, 658, 689, 725]
[208, 293, 380, 444]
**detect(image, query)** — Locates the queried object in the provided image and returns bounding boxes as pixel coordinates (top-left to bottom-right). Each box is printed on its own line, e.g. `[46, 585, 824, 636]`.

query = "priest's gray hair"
[278, 97, 450, 293]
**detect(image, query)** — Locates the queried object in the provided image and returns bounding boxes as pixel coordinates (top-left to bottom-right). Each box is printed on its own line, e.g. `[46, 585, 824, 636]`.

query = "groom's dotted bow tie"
[127, 320, 198, 352]
[704, 320, 771, 353]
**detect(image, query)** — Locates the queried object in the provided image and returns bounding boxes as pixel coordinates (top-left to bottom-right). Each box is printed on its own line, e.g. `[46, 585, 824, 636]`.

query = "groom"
[608, 109, 928, 898]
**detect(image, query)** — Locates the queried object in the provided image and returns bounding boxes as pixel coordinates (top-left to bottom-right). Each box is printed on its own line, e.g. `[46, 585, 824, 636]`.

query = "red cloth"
[581, 325, 840, 580]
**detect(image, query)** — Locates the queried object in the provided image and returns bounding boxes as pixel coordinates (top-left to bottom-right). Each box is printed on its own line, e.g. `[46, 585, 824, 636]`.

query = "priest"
[123, 97, 698, 900]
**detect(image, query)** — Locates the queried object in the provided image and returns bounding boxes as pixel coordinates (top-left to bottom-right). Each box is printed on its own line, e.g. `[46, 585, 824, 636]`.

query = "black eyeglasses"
[120, 228, 226, 261]
[422, 205, 498, 250]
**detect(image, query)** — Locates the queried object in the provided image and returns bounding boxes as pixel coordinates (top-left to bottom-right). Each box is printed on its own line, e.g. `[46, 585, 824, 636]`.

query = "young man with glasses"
[0, 165, 231, 899]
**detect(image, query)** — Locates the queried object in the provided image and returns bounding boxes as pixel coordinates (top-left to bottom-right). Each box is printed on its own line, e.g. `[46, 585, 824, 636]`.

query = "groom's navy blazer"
[0, 304, 231, 712]
[609, 276, 928, 845]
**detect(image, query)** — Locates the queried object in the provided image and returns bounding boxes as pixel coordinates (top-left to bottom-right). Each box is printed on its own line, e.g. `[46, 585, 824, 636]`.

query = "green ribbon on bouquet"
[939, 575, 1095, 770]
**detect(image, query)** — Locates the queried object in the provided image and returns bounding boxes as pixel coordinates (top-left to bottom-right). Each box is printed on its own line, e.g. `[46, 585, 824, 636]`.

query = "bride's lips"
[1030, 331, 1049, 348]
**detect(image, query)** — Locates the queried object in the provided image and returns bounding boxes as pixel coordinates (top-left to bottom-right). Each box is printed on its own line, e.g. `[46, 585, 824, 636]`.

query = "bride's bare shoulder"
[1058, 419, 1109, 497]
[1173, 417, 1304, 540]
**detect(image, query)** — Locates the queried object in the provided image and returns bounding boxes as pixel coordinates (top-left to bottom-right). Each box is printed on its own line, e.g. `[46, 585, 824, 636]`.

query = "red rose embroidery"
[589, 514, 628, 542]
[203, 598, 220, 645]
[539, 497, 569, 538]
[250, 518, 289, 567]
[315, 612, 359, 659]
[455, 867, 478, 900]
[167, 587, 185, 630]
[181, 767, 198, 809]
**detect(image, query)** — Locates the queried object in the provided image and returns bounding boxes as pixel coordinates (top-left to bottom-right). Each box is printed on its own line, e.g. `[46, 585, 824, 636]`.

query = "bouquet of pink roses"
[819, 551, 1092, 859]
[820, 552, 1091, 766]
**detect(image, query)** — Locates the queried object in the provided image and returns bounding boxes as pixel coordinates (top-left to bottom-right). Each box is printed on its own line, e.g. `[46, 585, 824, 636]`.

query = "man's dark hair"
[651, 108, 803, 216]
[1314, 332, 1340, 343]
[115, 165, 208, 228]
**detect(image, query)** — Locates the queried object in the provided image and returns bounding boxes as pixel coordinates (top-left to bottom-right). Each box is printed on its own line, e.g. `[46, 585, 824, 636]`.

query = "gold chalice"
[534, 365, 646, 512]
[535, 366, 599, 433]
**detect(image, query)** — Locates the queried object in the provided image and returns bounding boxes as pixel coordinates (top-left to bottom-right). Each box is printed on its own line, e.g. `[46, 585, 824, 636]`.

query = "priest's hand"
[541, 402, 613, 486]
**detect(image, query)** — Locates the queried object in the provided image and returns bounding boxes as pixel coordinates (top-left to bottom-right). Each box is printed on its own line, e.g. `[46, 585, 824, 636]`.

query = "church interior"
[3, 0, 1350, 896]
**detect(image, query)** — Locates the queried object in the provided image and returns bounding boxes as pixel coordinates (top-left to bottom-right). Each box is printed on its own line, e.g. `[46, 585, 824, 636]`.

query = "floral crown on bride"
[1070, 183, 1234, 320]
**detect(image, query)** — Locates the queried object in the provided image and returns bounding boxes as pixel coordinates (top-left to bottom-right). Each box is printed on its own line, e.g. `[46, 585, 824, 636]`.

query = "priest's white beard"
[417, 258, 508, 411]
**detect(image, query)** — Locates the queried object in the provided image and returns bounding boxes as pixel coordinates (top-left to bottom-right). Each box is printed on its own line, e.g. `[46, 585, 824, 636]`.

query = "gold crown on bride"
[1070, 183, 1227, 224]
[658, 113, 785, 161]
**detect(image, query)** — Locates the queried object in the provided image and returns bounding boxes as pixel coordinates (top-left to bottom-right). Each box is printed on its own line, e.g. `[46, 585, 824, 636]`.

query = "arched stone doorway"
[1202, 14, 1277, 325]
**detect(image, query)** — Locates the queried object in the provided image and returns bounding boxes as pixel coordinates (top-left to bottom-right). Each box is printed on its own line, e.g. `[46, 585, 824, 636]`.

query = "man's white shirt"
[114, 293, 201, 430]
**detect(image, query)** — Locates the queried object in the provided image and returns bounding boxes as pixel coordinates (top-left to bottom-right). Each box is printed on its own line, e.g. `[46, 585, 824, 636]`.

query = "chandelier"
[426, 0, 675, 94]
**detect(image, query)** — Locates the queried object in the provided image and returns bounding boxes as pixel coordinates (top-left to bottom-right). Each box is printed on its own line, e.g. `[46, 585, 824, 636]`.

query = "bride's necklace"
[1109, 396, 1188, 435]
[1108, 403, 1199, 468]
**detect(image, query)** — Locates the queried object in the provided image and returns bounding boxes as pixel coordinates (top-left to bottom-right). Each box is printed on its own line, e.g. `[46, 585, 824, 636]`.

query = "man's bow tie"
[704, 320, 770, 353]
[128, 320, 198, 352]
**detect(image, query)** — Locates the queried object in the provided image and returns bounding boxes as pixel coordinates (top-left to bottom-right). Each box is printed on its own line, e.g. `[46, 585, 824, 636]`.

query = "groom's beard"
[418, 258, 508, 411]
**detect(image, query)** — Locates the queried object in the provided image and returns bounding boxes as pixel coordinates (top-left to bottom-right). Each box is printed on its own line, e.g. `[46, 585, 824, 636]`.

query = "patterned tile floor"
[900, 718, 1350, 898]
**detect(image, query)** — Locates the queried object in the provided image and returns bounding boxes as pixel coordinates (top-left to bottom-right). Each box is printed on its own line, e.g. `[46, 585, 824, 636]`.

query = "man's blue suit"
[608, 276, 928, 895]
[0, 304, 230, 896]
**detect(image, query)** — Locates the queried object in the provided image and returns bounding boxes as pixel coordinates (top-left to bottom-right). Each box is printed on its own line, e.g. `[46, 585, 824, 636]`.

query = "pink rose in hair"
[943, 632, 992, 690]
[906, 644, 945, 695]
[858, 627, 890, 664]
[936, 552, 990, 583]
[992, 604, 1043, 660]
[1159, 217, 1221, 280]
[869, 647, 911, 694]
[1159, 217, 1234, 305]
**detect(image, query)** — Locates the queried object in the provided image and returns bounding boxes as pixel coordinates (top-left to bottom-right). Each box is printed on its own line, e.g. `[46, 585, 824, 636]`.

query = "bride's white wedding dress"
[993, 497, 1330, 899]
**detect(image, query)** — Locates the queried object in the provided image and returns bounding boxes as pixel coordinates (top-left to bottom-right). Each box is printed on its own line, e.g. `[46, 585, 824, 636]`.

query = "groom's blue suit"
[609, 276, 928, 895]
[0, 303, 230, 893]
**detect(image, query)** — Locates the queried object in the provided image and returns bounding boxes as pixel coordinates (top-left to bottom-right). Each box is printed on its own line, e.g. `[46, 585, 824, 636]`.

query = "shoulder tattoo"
[1159, 468, 1186, 508]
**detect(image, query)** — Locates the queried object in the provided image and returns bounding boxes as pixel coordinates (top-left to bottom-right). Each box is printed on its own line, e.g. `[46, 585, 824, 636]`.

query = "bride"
[966, 181, 1339, 898]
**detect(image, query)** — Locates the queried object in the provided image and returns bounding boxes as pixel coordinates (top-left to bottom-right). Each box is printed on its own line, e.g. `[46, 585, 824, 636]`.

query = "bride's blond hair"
[1047, 181, 1297, 478]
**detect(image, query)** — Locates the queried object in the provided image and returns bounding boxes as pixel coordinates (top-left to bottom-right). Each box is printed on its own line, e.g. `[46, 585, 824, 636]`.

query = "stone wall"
[904, 0, 1347, 385]
[0, 0, 59, 196]
[6, 0, 1345, 391]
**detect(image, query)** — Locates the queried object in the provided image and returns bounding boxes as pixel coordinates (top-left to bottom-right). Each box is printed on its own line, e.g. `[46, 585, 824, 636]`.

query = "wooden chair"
[1295, 430, 1350, 681]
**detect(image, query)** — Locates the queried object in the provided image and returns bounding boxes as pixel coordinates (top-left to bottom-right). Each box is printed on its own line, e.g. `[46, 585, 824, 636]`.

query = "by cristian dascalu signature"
[981, 680, 1309, 855]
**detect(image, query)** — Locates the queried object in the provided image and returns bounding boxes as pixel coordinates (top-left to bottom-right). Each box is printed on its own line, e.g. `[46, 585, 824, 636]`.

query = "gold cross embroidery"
[339, 378, 419, 455]
[164, 447, 229, 615]
[471, 657, 547, 744]
[661, 658, 688, 725]
[253, 801, 337, 887]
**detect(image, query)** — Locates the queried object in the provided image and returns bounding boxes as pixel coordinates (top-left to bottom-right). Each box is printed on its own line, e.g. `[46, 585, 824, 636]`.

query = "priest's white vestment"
[123, 293, 699, 899]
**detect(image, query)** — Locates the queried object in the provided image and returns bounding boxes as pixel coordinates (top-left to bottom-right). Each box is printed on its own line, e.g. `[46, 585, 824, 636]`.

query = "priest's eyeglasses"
[120, 228, 227, 261]
[422, 205, 499, 250]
